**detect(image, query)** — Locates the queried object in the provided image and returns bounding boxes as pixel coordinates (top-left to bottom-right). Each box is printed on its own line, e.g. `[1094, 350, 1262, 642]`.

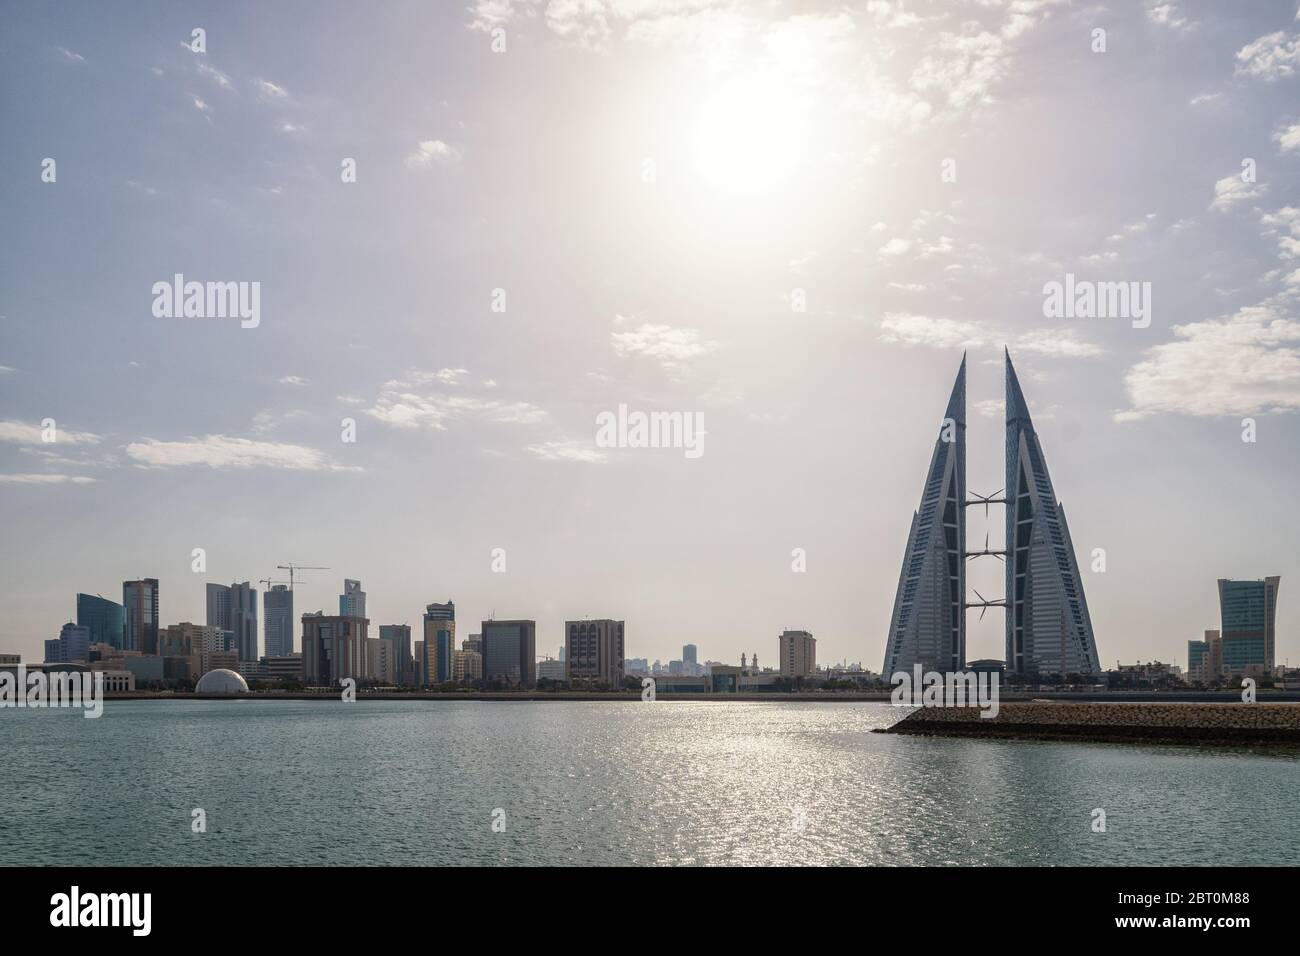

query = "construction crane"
[276, 564, 330, 591]
[258, 578, 291, 591]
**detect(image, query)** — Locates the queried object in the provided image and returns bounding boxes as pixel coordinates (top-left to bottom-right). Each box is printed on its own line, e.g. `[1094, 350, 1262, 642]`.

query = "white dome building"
[195, 668, 249, 694]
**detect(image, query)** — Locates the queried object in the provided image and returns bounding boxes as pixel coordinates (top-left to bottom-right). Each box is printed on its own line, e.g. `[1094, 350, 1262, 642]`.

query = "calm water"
[2, 700, 1296, 866]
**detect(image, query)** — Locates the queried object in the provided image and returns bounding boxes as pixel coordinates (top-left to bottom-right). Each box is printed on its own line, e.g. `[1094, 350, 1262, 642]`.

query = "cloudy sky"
[2, 0, 1298, 671]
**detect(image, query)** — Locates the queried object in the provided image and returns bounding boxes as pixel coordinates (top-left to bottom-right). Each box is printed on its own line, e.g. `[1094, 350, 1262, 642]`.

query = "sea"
[2, 699, 1295, 866]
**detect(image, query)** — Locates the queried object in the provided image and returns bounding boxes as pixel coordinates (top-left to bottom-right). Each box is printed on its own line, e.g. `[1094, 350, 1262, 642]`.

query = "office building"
[123, 578, 160, 654]
[76, 593, 125, 650]
[301, 613, 370, 685]
[1218, 577, 1280, 676]
[379, 624, 412, 685]
[45, 622, 91, 664]
[339, 578, 366, 618]
[1187, 638, 1209, 684]
[565, 619, 625, 686]
[207, 582, 258, 661]
[264, 584, 294, 658]
[538, 658, 566, 681]
[481, 619, 536, 687]
[263, 654, 303, 682]
[780, 629, 816, 677]
[453, 648, 482, 682]
[423, 601, 456, 686]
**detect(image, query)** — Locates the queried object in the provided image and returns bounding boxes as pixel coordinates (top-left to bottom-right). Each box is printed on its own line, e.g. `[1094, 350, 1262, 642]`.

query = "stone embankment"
[878, 702, 1300, 746]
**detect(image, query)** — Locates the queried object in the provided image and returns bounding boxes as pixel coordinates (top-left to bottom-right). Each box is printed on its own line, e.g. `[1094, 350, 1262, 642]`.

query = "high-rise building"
[123, 578, 160, 654]
[421, 601, 455, 686]
[207, 582, 258, 661]
[264, 585, 294, 658]
[565, 619, 625, 686]
[1206, 629, 1223, 678]
[538, 658, 566, 681]
[301, 612, 370, 685]
[481, 620, 536, 687]
[1218, 577, 1280, 676]
[779, 629, 816, 677]
[205, 583, 232, 650]
[45, 622, 91, 663]
[454, 648, 483, 682]
[1005, 350, 1100, 677]
[1187, 638, 1209, 684]
[683, 644, 698, 666]
[231, 582, 258, 661]
[76, 593, 126, 650]
[379, 624, 412, 685]
[339, 579, 366, 618]
[883, 355, 966, 677]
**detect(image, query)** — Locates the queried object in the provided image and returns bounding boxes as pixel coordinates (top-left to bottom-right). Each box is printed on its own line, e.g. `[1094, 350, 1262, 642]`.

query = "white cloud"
[878, 237, 913, 257]
[196, 61, 233, 90]
[1118, 305, 1300, 419]
[1275, 121, 1300, 153]
[0, 420, 101, 445]
[879, 317, 1103, 357]
[1014, 328, 1106, 358]
[1146, 2, 1194, 32]
[253, 78, 288, 99]
[405, 139, 461, 168]
[1189, 91, 1222, 106]
[1235, 30, 1300, 81]
[1261, 206, 1300, 260]
[56, 47, 85, 62]
[1210, 173, 1266, 211]
[526, 441, 607, 463]
[277, 375, 310, 386]
[974, 399, 1004, 419]
[0, 473, 97, 484]
[126, 435, 356, 471]
[610, 323, 715, 374]
[366, 373, 548, 431]
[879, 313, 987, 349]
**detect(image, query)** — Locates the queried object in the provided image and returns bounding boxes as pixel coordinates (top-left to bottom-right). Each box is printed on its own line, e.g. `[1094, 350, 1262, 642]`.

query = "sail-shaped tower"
[1004, 349, 1101, 677]
[882, 355, 966, 677]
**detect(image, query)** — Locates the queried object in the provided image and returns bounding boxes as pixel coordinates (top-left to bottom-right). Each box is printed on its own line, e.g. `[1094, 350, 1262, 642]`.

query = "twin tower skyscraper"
[882, 350, 1101, 679]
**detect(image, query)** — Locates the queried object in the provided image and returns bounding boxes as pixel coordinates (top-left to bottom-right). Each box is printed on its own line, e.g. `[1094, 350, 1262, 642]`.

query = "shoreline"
[102, 690, 1300, 704]
[876, 701, 1300, 747]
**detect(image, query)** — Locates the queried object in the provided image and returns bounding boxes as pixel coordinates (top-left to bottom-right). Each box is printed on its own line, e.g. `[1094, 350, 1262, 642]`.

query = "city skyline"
[3, 2, 1299, 672]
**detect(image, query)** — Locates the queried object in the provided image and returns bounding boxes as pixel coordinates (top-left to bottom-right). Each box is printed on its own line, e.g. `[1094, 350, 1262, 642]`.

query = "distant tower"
[339, 579, 366, 618]
[882, 355, 966, 676]
[741, 653, 747, 669]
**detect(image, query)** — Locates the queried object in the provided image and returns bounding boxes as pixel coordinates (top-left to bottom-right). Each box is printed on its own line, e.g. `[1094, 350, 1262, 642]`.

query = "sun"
[688, 67, 813, 198]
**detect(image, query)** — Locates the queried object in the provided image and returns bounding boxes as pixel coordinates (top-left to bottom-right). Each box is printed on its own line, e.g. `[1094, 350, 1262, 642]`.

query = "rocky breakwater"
[877, 701, 1300, 746]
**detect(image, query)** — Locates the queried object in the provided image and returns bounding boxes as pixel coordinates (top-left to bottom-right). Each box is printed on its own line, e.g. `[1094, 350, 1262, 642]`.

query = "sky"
[1, 0, 1298, 672]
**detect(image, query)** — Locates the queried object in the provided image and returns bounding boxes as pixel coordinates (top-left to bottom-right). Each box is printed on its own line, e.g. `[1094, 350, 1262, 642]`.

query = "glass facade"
[1218, 577, 1279, 675]
[76, 593, 126, 649]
